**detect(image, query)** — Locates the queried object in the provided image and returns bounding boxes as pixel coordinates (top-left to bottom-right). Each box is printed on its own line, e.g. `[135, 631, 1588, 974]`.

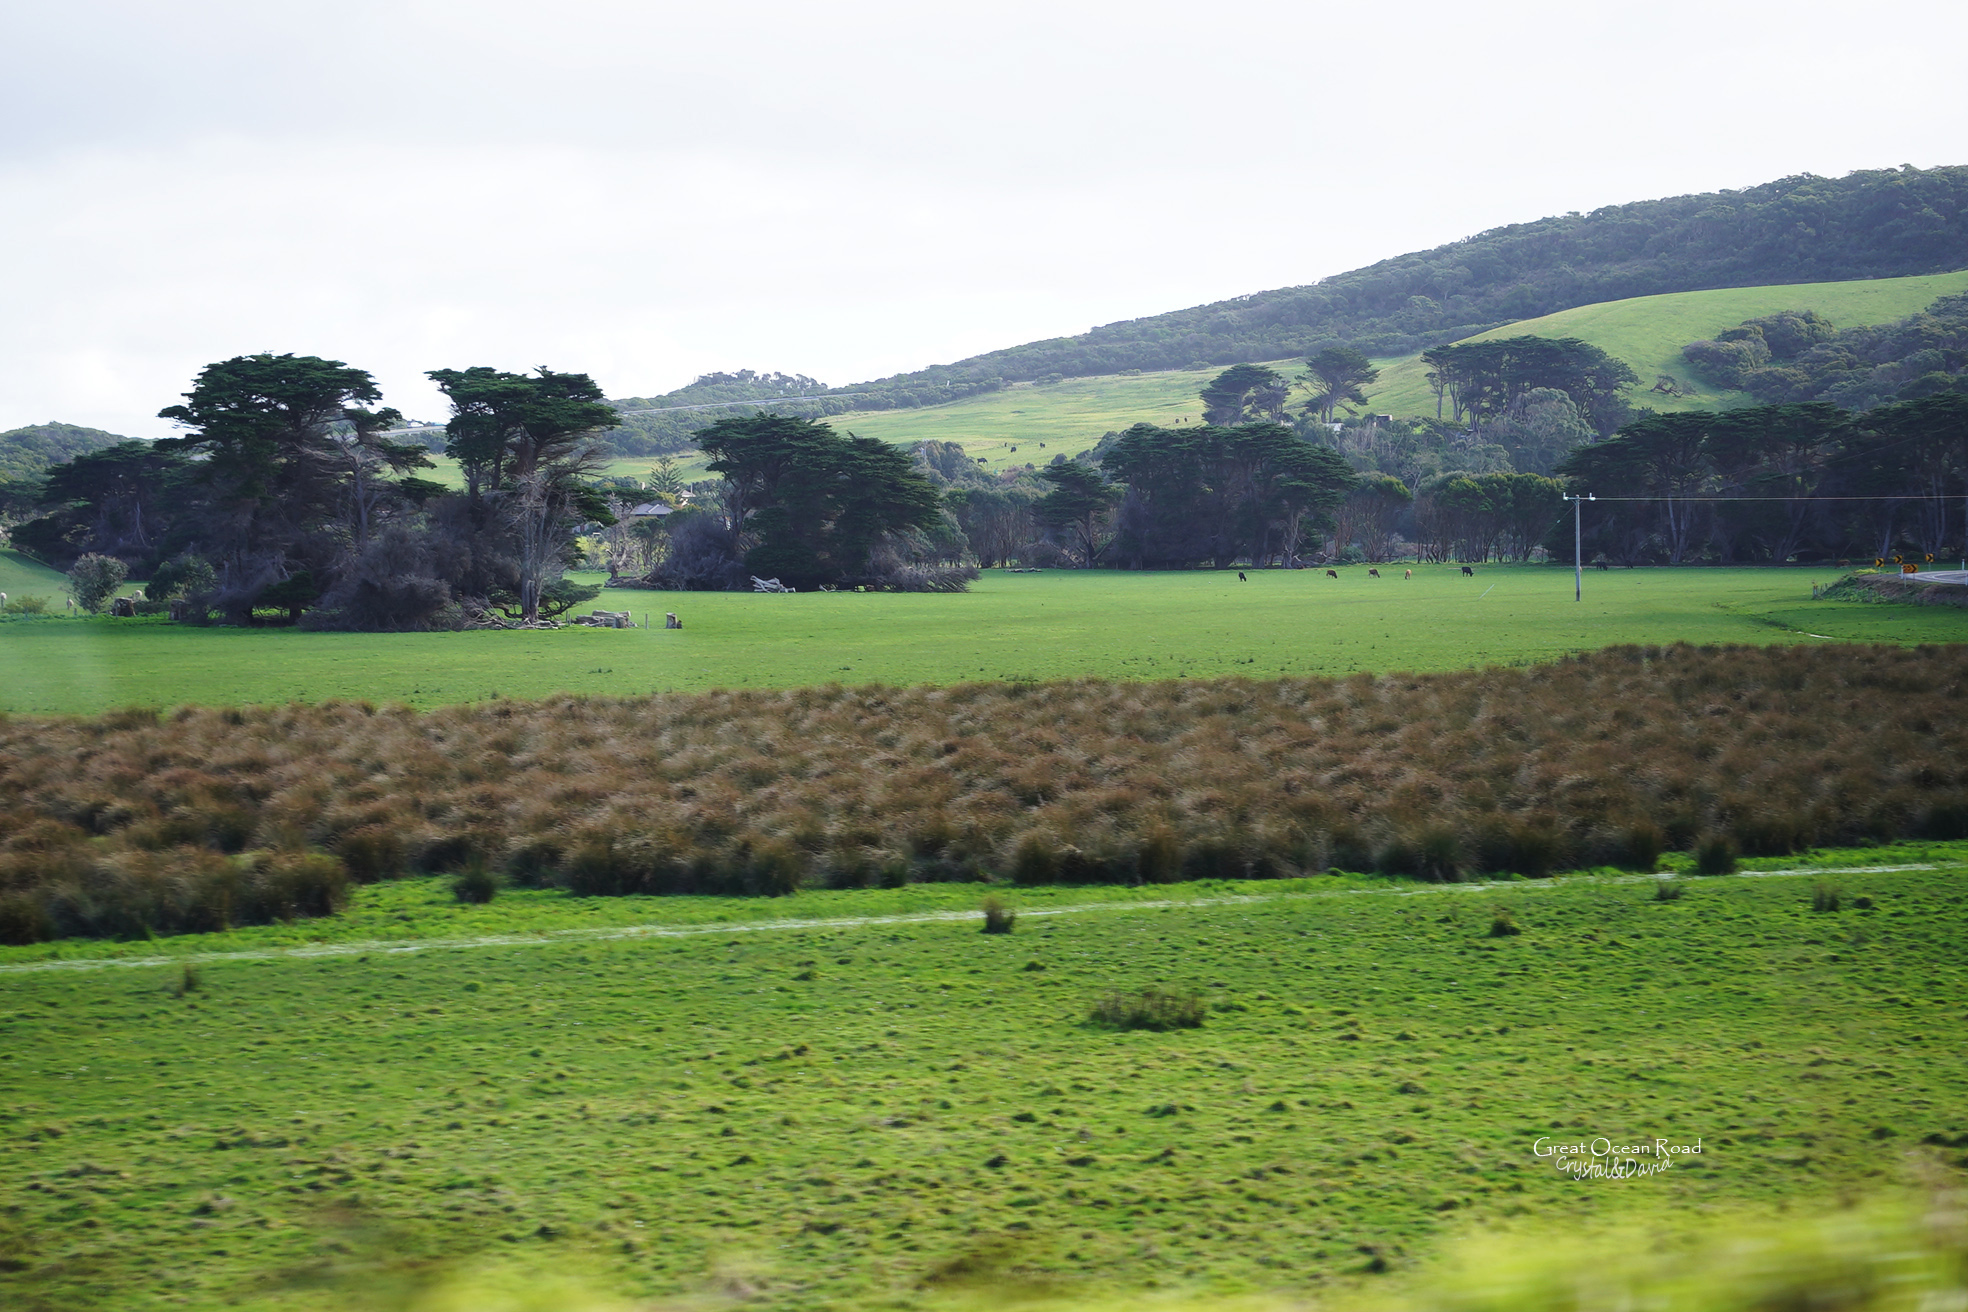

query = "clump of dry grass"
[1088, 987, 1205, 1031]
[979, 894, 1016, 934]
[2, 643, 1964, 941]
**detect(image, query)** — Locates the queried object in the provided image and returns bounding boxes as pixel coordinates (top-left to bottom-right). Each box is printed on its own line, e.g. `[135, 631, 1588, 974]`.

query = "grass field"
[4, 566, 1965, 716]
[3, 846, 1964, 1309]
[793, 369, 1242, 472]
[0, 548, 70, 605]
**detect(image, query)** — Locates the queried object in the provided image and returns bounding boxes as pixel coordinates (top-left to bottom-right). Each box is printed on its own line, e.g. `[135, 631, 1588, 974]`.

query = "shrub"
[172, 963, 201, 997]
[2, 595, 49, 615]
[67, 553, 128, 613]
[979, 894, 1016, 934]
[1488, 908, 1521, 937]
[1652, 879, 1684, 902]
[335, 824, 409, 881]
[1380, 825, 1465, 882]
[1089, 988, 1205, 1031]
[1811, 881, 1843, 913]
[1695, 835, 1739, 875]
[1009, 832, 1060, 885]
[1621, 820, 1666, 871]
[452, 860, 499, 904]
[1475, 816, 1565, 878]
[144, 553, 216, 603]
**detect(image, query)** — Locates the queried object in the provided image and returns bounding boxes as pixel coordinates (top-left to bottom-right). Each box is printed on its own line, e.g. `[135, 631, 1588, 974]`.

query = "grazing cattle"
[1326, 569, 1339, 579]
[1237, 571, 1247, 581]
[1368, 568, 1380, 578]
[1461, 565, 1474, 576]
[1403, 569, 1412, 579]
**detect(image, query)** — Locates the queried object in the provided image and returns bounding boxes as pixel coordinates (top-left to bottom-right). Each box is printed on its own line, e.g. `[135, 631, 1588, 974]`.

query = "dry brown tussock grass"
[2, 642, 1965, 941]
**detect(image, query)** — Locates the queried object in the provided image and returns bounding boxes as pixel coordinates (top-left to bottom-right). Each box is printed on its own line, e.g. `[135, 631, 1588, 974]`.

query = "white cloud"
[2, 0, 1963, 435]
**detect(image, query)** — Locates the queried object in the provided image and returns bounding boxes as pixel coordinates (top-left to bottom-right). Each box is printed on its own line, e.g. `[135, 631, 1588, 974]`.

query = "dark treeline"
[11, 354, 622, 627]
[8, 367, 985, 617]
[1555, 394, 1968, 565]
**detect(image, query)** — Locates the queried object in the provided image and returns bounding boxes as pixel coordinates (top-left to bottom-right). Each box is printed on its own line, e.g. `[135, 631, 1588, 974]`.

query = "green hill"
[1364, 269, 1968, 417]
[0, 421, 133, 482]
[774, 271, 1968, 465]
[836, 165, 1968, 399]
[0, 548, 70, 602]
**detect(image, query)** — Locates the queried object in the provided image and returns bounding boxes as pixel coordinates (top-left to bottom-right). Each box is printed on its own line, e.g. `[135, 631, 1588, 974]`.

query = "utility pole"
[1564, 493, 1595, 601]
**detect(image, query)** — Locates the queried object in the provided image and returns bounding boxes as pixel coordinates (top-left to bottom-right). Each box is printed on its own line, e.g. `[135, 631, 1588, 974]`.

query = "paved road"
[1912, 570, 1968, 586]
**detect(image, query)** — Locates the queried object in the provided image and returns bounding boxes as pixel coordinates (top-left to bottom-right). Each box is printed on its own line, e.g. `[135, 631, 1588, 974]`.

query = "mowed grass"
[3, 852, 1964, 1310]
[4, 566, 1965, 715]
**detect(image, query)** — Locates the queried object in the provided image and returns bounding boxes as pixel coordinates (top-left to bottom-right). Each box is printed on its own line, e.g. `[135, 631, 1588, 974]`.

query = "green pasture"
[1364, 270, 1968, 418]
[801, 368, 1245, 471]
[3, 565, 1964, 716]
[3, 849, 1963, 1309]
[0, 547, 70, 604]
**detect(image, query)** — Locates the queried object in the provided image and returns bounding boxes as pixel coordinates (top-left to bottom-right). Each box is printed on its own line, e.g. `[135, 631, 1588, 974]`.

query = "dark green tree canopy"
[1033, 461, 1122, 567]
[698, 413, 943, 589]
[1099, 422, 1353, 568]
[1423, 336, 1638, 435]
[1300, 346, 1380, 424]
[428, 366, 618, 499]
[1199, 365, 1290, 426]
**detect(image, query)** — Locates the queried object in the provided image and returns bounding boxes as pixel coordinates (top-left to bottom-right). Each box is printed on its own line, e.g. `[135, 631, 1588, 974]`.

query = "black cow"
[1461, 565, 1475, 576]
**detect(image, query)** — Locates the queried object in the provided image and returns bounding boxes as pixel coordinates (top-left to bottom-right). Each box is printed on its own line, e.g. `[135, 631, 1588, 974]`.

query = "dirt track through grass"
[0, 863, 1944, 976]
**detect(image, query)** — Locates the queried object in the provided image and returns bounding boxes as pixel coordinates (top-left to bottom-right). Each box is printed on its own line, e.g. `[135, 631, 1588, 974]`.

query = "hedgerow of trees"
[1554, 394, 1968, 565]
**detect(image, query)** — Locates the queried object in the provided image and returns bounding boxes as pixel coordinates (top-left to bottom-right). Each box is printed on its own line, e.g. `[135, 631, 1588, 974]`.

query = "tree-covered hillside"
[845, 165, 1968, 400]
[0, 421, 131, 482]
[605, 370, 852, 456]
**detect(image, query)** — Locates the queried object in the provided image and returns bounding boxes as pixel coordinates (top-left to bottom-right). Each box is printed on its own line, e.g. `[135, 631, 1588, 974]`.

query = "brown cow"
[1325, 569, 1339, 579]
[1403, 569, 1412, 579]
[1368, 568, 1380, 578]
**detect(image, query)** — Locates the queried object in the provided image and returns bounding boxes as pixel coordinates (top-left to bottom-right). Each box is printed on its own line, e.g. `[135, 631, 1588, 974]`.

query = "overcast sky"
[3, 0, 1963, 437]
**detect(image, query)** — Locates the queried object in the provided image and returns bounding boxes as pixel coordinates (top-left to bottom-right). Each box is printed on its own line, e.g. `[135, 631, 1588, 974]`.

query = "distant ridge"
[839, 164, 1968, 401]
[0, 421, 134, 483]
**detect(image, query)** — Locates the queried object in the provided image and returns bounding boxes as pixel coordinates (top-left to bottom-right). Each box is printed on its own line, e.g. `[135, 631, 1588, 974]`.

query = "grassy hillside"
[801, 272, 1968, 462]
[3, 849, 1963, 1309]
[0, 548, 69, 602]
[1364, 270, 1968, 417]
[786, 367, 1239, 470]
[2, 566, 1963, 716]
